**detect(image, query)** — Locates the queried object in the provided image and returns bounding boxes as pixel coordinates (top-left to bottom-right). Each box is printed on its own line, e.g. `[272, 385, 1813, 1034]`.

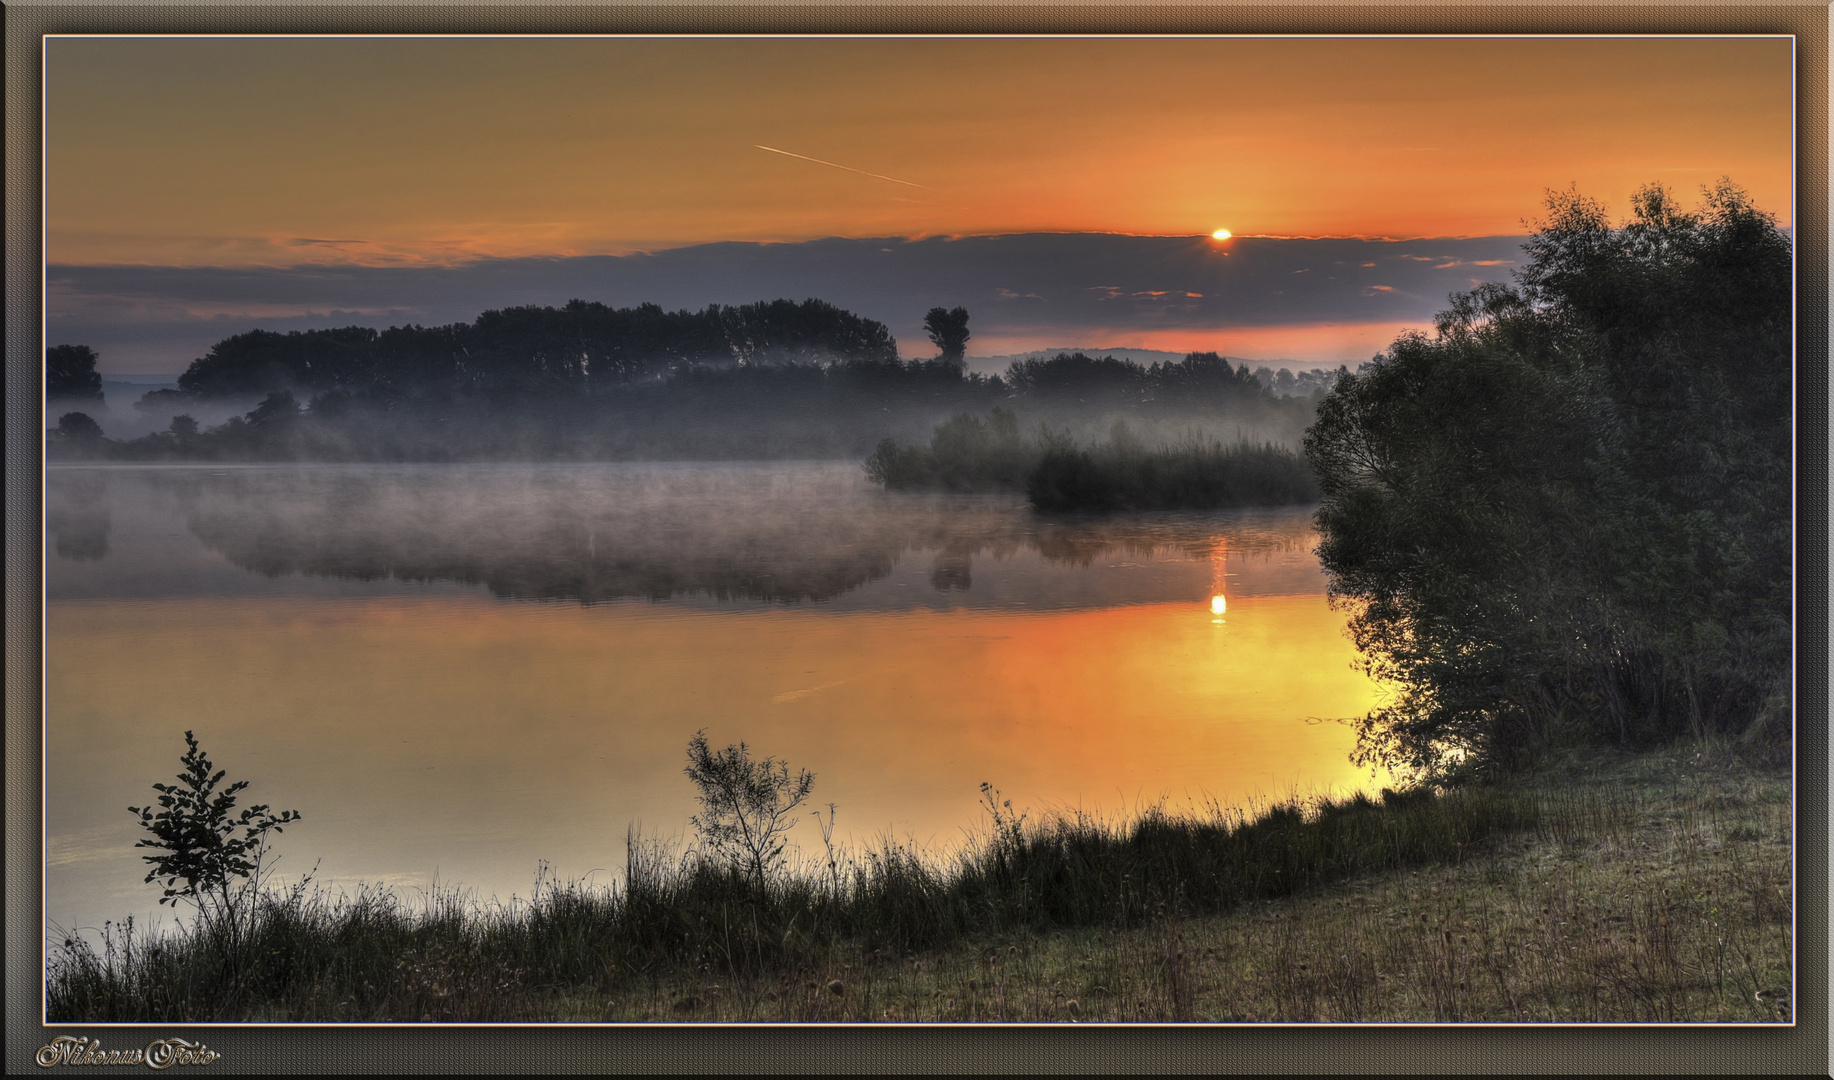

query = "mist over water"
[47, 462, 1325, 609]
[45, 462, 1382, 936]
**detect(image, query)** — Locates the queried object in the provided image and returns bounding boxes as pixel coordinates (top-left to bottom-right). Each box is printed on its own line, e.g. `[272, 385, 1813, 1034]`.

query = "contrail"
[753, 144, 927, 189]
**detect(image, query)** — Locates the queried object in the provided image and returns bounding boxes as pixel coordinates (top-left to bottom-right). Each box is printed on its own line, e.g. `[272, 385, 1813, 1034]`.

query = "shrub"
[128, 730, 301, 944]
[683, 730, 815, 890]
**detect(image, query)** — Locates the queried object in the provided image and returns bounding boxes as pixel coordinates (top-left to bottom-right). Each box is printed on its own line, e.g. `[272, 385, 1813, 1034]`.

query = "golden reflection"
[1209, 536, 1230, 622]
[47, 594, 1388, 927]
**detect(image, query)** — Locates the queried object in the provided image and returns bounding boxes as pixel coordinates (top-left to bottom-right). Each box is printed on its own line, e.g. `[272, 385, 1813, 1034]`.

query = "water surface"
[46, 463, 1386, 934]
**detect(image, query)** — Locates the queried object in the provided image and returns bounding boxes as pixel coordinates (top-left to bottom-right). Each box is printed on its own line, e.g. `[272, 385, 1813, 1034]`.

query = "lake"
[44, 462, 1388, 935]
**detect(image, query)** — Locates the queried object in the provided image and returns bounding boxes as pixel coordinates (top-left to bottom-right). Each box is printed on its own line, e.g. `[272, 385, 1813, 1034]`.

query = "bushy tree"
[864, 407, 1031, 491]
[177, 327, 379, 398]
[1306, 180, 1791, 776]
[47, 345, 103, 401]
[246, 390, 302, 428]
[924, 306, 971, 365]
[1003, 350, 1271, 406]
[55, 412, 105, 443]
[1005, 351, 1141, 397]
[128, 731, 301, 942]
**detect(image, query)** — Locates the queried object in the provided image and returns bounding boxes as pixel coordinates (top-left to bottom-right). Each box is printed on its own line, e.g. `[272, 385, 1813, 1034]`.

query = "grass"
[47, 742, 1790, 1023]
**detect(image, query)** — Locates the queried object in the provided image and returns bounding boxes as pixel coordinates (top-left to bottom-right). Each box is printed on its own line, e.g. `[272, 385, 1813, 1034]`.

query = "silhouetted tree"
[684, 731, 814, 890]
[246, 390, 301, 429]
[1149, 352, 1267, 402]
[307, 390, 353, 421]
[135, 388, 188, 412]
[47, 345, 103, 402]
[129, 730, 301, 944]
[1305, 179, 1791, 777]
[178, 328, 378, 398]
[924, 306, 971, 366]
[55, 412, 104, 442]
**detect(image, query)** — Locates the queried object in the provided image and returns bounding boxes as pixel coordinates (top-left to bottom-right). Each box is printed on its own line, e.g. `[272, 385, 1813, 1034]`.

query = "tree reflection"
[46, 472, 111, 561]
[75, 466, 1322, 605]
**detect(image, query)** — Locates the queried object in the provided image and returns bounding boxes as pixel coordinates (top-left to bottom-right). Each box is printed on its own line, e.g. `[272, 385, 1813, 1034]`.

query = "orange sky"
[46, 36, 1794, 268]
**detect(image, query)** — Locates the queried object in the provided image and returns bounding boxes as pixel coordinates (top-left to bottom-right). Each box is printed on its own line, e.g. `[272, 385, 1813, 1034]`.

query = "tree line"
[48, 297, 1325, 461]
[164, 297, 903, 401]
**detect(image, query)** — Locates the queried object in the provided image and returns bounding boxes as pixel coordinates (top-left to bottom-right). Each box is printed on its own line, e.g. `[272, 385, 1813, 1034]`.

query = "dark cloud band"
[49, 232, 1526, 372]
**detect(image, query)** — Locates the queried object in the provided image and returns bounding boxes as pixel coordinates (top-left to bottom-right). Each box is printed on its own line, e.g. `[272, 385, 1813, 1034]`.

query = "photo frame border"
[8, 5, 1826, 1072]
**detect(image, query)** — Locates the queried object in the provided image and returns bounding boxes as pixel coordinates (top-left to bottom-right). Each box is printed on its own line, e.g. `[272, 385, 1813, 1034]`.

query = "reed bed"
[1024, 439, 1319, 511]
[862, 409, 1320, 511]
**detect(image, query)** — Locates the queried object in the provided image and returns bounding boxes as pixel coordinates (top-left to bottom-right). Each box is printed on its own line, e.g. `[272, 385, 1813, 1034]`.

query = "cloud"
[48, 232, 1528, 372]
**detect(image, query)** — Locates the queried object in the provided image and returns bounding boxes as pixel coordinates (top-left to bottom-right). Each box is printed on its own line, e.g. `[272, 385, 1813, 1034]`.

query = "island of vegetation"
[47, 181, 1794, 1023]
[863, 403, 1319, 511]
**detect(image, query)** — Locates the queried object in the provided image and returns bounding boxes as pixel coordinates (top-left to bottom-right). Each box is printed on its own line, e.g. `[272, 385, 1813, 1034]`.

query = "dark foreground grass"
[51, 743, 1791, 1023]
[49, 780, 1536, 1022]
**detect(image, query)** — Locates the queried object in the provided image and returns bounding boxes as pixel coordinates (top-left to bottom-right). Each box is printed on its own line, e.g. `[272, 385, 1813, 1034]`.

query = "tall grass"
[47, 783, 1536, 1022]
[1025, 436, 1319, 511]
[864, 409, 1320, 510]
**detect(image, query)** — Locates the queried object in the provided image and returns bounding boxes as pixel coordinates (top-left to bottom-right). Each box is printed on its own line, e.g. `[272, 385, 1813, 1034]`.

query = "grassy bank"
[682, 744, 1787, 1024]
[47, 743, 1789, 1023]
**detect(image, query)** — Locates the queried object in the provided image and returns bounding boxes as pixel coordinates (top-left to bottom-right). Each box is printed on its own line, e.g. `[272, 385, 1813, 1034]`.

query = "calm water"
[45, 462, 1387, 934]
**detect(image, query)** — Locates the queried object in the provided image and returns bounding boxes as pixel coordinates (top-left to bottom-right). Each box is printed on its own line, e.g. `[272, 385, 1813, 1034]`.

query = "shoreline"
[47, 740, 1791, 1024]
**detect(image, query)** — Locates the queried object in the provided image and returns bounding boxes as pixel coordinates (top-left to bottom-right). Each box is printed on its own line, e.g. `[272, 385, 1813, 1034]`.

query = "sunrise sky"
[44, 36, 1795, 372]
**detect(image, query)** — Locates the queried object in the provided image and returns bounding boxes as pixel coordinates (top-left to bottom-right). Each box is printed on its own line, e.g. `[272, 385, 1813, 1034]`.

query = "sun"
[1211, 229, 1232, 240]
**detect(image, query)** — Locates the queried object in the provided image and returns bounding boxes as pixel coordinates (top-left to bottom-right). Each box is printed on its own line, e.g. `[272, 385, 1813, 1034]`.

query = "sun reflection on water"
[1210, 536, 1229, 623]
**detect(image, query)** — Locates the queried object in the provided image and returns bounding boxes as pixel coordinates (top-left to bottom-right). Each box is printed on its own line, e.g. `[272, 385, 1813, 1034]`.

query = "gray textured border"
[7, 6, 1827, 1074]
